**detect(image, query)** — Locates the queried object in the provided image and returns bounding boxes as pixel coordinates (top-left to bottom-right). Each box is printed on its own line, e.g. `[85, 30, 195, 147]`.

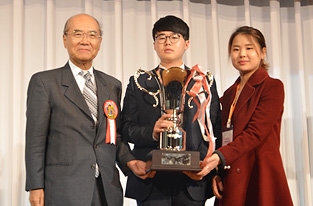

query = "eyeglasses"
[155, 33, 181, 44]
[66, 30, 101, 40]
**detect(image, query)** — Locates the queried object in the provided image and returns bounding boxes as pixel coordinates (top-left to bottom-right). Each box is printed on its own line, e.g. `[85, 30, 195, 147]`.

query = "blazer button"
[90, 124, 95, 129]
[236, 168, 241, 173]
[94, 144, 98, 148]
[91, 164, 96, 170]
[224, 165, 231, 170]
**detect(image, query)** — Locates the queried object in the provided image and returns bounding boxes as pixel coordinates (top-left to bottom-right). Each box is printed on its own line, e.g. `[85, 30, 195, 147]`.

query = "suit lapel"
[139, 67, 162, 109]
[94, 70, 110, 128]
[62, 63, 93, 120]
[233, 68, 268, 118]
[234, 84, 254, 118]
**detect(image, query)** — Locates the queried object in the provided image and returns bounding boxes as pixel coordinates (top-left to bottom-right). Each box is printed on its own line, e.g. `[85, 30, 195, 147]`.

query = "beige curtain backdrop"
[0, 0, 312, 205]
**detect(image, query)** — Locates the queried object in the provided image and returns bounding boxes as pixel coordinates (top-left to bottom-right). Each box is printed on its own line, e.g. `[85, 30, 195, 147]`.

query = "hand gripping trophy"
[134, 65, 214, 171]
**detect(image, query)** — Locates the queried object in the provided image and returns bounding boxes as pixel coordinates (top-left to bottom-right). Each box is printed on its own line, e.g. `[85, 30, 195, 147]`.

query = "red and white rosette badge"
[104, 100, 118, 144]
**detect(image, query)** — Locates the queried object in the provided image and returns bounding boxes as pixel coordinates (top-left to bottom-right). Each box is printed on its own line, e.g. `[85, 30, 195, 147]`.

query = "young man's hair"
[152, 15, 189, 41]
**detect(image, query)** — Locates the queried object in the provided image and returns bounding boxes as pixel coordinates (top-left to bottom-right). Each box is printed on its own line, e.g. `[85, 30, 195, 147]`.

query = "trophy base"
[150, 150, 201, 172]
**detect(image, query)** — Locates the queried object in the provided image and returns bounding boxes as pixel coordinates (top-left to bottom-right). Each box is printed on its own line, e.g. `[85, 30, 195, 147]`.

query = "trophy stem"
[160, 110, 186, 151]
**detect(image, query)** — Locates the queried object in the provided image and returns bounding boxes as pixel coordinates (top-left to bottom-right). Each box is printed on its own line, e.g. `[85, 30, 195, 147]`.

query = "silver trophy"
[135, 67, 201, 171]
[135, 67, 188, 150]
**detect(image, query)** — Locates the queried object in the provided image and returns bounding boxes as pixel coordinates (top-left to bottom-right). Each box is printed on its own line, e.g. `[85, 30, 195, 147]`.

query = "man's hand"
[212, 175, 223, 199]
[183, 153, 221, 181]
[153, 114, 173, 140]
[29, 188, 44, 206]
[127, 160, 156, 179]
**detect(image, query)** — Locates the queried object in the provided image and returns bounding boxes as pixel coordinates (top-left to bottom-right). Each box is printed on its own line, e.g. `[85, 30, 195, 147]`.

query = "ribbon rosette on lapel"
[104, 100, 118, 144]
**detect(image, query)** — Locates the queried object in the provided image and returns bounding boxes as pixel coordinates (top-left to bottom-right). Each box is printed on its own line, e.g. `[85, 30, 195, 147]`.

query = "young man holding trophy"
[121, 15, 221, 205]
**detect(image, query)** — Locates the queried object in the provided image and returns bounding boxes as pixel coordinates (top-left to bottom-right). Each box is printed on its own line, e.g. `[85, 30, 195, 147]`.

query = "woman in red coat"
[198, 26, 293, 205]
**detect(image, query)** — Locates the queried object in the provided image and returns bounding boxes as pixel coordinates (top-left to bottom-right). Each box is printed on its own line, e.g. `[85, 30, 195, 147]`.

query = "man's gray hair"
[63, 13, 103, 37]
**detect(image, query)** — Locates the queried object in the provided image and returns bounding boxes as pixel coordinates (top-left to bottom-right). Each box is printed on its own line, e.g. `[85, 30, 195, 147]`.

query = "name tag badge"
[222, 125, 233, 146]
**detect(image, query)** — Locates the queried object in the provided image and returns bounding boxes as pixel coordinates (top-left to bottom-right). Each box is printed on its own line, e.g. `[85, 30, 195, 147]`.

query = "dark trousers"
[137, 173, 205, 206]
[91, 174, 108, 206]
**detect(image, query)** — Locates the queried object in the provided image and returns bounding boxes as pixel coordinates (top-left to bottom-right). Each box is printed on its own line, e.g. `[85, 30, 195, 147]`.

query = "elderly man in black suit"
[25, 13, 148, 206]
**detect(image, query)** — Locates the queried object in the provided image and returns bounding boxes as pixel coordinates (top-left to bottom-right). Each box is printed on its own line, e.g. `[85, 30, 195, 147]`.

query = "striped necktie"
[80, 71, 98, 123]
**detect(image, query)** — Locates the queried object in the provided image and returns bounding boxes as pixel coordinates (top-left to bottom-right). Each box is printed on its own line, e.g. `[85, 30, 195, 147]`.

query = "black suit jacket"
[121, 66, 221, 202]
[25, 62, 134, 206]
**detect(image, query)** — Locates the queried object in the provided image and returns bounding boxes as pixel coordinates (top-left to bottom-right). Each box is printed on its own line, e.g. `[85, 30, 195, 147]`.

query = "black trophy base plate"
[150, 150, 201, 172]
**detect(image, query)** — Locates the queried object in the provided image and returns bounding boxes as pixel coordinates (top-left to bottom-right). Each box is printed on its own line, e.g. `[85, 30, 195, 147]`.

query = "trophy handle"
[134, 69, 161, 107]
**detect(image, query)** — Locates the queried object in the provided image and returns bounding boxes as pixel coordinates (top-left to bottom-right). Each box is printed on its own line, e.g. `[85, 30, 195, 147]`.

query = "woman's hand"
[212, 175, 223, 199]
[183, 153, 221, 181]
[197, 153, 221, 177]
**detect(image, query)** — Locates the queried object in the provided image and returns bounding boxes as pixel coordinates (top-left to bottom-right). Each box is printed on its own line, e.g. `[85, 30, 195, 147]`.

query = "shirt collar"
[69, 60, 95, 77]
[159, 63, 185, 70]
